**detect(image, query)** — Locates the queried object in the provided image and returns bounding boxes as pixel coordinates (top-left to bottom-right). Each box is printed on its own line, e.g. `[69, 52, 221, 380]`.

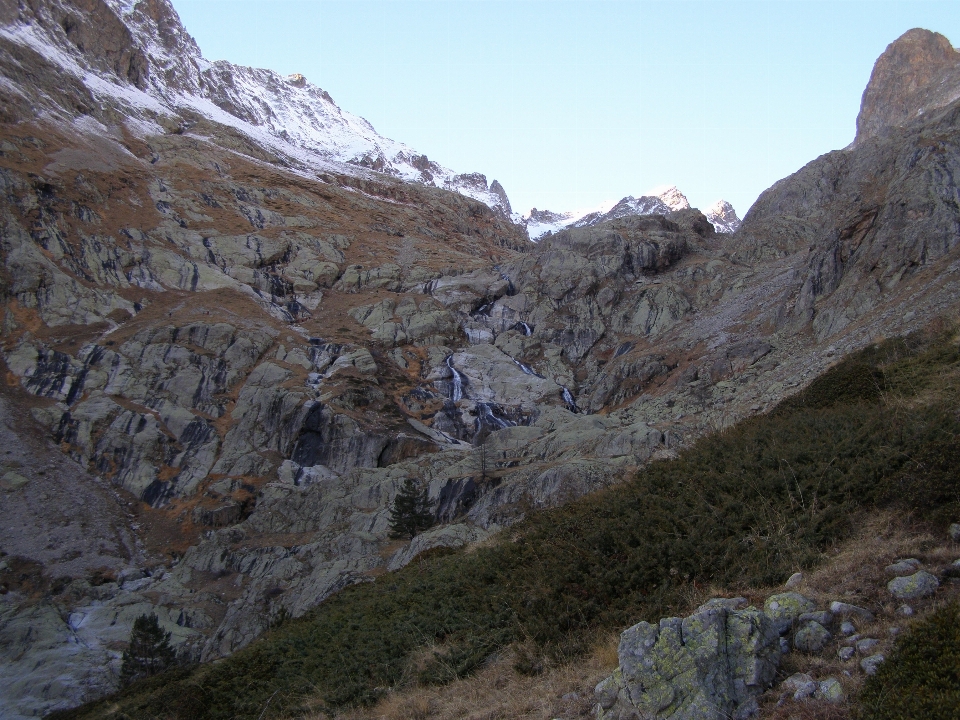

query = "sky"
[172, 0, 960, 218]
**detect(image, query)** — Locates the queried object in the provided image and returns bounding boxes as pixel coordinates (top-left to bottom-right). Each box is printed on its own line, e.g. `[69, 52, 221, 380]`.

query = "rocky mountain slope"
[1, 3, 960, 716]
[0, 0, 518, 217]
[524, 186, 742, 240]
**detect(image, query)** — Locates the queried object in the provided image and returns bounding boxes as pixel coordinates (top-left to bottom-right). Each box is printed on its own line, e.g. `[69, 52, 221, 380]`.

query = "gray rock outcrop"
[596, 604, 781, 720]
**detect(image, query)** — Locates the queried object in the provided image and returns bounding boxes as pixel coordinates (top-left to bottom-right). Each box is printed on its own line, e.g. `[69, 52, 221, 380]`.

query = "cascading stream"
[513, 358, 545, 379]
[446, 355, 464, 402]
[476, 402, 514, 431]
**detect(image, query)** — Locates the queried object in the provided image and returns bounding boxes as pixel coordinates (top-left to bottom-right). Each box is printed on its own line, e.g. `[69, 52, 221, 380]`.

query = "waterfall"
[446, 355, 464, 402]
[561, 387, 580, 414]
[476, 402, 513, 431]
[518, 322, 532, 336]
[513, 358, 545, 379]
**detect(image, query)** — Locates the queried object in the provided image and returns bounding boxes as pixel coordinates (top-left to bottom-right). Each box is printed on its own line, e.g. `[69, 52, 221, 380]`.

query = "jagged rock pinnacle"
[856, 28, 960, 143]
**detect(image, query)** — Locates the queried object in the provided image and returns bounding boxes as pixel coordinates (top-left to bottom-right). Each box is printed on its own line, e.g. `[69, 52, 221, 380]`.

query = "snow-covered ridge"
[0, 0, 515, 218]
[523, 186, 740, 239]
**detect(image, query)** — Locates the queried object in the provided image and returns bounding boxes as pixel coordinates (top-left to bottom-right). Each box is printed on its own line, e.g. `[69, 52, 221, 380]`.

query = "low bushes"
[859, 603, 960, 720]
[58, 329, 960, 719]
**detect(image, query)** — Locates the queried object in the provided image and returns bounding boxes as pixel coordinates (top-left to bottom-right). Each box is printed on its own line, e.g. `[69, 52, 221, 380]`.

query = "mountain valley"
[1, 2, 960, 718]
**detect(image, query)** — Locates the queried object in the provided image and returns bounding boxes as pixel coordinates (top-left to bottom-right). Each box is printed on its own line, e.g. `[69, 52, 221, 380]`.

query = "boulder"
[818, 677, 844, 703]
[794, 621, 831, 653]
[887, 571, 940, 600]
[763, 592, 816, 635]
[596, 604, 780, 720]
[884, 558, 921, 575]
[829, 601, 875, 622]
[798, 610, 833, 627]
[861, 653, 885, 675]
[784, 572, 803, 589]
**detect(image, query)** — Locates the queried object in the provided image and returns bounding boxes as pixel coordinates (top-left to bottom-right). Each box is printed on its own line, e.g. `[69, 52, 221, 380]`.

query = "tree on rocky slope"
[388, 476, 435, 540]
[119, 613, 176, 686]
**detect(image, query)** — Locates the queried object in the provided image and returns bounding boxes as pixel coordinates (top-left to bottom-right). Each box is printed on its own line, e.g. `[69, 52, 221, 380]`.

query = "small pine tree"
[388, 476, 434, 540]
[119, 613, 176, 686]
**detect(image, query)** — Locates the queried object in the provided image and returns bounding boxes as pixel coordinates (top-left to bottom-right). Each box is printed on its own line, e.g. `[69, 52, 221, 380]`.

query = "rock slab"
[596, 605, 781, 720]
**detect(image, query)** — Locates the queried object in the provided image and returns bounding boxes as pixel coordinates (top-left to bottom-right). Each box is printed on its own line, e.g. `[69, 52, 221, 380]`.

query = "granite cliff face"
[2, 9, 960, 717]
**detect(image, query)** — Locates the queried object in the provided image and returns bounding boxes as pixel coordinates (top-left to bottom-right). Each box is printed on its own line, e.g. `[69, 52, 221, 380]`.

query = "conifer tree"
[119, 613, 176, 686]
[388, 476, 434, 540]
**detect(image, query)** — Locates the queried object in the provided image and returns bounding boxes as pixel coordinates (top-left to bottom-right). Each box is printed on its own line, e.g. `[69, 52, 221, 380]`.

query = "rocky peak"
[856, 28, 960, 143]
[648, 184, 691, 211]
[523, 186, 734, 239]
[705, 200, 741, 234]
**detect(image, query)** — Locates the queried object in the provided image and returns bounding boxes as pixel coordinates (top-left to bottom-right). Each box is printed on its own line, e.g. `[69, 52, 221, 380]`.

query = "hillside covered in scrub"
[55, 326, 960, 719]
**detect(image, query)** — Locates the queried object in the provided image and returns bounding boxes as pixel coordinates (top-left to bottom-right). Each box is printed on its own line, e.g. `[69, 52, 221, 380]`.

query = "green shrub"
[858, 603, 960, 720]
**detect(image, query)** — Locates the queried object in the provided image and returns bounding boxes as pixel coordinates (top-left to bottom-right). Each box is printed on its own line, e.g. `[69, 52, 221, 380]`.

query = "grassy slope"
[54, 329, 960, 720]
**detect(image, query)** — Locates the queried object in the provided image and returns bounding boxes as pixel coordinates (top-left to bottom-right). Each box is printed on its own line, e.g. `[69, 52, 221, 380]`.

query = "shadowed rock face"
[856, 28, 960, 144]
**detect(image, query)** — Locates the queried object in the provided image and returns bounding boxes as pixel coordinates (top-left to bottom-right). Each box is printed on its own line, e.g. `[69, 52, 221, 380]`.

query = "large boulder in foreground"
[596, 604, 781, 720]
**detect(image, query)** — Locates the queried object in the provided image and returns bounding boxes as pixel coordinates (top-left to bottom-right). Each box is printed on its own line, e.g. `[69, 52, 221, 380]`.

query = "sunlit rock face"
[856, 28, 960, 144]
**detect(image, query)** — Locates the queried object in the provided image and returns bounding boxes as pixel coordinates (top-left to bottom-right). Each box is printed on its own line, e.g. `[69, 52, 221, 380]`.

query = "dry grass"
[756, 510, 960, 719]
[319, 511, 960, 720]
[328, 634, 619, 720]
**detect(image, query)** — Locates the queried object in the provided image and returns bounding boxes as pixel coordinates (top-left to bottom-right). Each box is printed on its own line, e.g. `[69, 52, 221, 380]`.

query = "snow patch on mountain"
[0, 0, 516, 219]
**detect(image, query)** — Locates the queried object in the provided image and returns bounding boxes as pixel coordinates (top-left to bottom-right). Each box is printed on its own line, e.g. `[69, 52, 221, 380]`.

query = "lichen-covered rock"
[887, 570, 940, 600]
[596, 605, 780, 720]
[818, 677, 845, 703]
[764, 592, 816, 635]
[794, 620, 831, 653]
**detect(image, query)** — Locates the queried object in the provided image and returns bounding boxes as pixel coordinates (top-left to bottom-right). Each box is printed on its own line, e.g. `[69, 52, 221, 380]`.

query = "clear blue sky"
[172, 0, 960, 218]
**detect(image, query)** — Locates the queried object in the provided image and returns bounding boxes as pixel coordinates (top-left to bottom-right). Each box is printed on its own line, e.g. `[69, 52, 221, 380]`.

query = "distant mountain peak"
[705, 200, 741, 234]
[523, 186, 736, 239]
[647, 184, 691, 211]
